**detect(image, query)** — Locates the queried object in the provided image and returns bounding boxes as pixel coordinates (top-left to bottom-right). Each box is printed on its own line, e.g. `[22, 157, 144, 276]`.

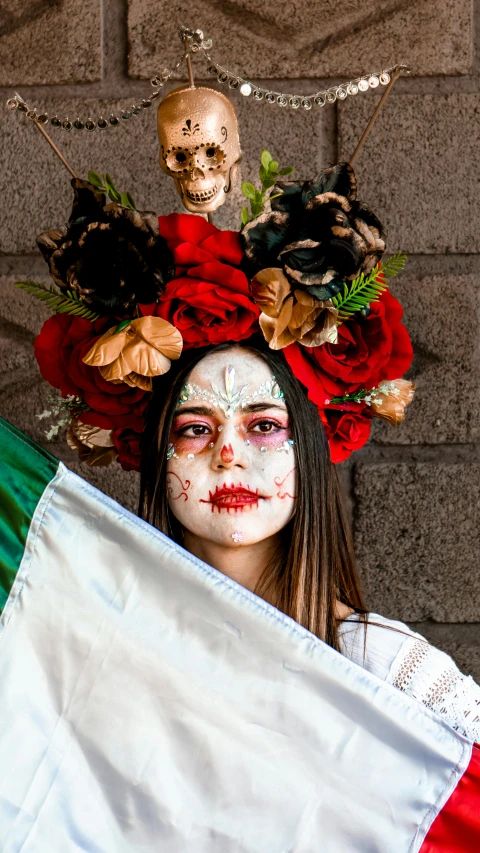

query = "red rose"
[153, 212, 259, 348]
[34, 314, 149, 429]
[320, 408, 372, 463]
[284, 291, 413, 406]
[112, 427, 142, 472]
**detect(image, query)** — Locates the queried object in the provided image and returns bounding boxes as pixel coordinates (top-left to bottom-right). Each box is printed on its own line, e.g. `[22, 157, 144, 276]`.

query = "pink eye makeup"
[244, 414, 291, 447]
[171, 416, 216, 453]
[168, 406, 292, 457]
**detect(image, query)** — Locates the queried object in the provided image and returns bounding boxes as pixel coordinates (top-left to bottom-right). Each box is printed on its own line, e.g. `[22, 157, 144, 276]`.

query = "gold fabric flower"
[250, 267, 339, 350]
[66, 419, 117, 467]
[369, 379, 416, 425]
[82, 315, 183, 391]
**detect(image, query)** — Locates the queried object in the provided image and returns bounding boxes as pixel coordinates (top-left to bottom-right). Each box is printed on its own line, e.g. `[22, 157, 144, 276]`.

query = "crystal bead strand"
[6, 21, 409, 129]
[6, 52, 186, 131]
[200, 48, 399, 110]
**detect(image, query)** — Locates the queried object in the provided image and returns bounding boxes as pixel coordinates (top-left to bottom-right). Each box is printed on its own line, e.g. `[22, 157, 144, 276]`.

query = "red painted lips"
[200, 483, 271, 513]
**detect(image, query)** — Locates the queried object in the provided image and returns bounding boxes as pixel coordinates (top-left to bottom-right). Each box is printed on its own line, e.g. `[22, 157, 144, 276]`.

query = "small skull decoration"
[157, 86, 242, 214]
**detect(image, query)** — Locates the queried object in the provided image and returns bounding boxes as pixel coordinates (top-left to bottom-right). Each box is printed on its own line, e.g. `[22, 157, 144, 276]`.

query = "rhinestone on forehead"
[177, 364, 285, 418]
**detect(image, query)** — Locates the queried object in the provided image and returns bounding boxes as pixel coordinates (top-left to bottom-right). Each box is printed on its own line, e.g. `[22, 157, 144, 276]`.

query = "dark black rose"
[240, 163, 386, 300]
[36, 179, 175, 315]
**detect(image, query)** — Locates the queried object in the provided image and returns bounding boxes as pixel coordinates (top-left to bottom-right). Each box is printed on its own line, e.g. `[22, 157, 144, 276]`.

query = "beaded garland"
[6, 26, 409, 133]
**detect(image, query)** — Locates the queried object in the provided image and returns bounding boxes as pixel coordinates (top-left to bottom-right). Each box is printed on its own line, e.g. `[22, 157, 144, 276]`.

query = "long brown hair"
[138, 336, 366, 651]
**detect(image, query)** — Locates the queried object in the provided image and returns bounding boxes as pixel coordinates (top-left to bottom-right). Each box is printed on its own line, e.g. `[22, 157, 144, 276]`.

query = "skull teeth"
[186, 186, 218, 202]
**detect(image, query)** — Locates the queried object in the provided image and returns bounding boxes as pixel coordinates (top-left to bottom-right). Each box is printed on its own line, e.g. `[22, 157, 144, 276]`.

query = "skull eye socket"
[198, 145, 226, 169]
[164, 149, 192, 173]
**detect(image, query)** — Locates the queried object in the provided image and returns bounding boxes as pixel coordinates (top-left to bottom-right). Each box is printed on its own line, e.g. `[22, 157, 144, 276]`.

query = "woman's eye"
[179, 424, 210, 437]
[251, 420, 282, 433]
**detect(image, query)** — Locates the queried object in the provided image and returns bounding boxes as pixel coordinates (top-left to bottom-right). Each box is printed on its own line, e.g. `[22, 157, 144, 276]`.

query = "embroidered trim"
[388, 638, 480, 741]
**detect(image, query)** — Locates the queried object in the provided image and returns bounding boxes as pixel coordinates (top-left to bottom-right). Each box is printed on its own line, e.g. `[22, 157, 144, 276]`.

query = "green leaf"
[250, 203, 263, 218]
[120, 191, 135, 209]
[332, 264, 392, 323]
[125, 191, 136, 209]
[268, 192, 283, 201]
[108, 187, 122, 203]
[15, 281, 101, 321]
[103, 172, 115, 189]
[103, 173, 121, 203]
[262, 177, 276, 190]
[269, 160, 279, 172]
[241, 207, 249, 226]
[278, 166, 294, 175]
[241, 181, 256, 200]
[88, 170, 104, 188]
[382, 252, 408, 277]
[259, 165, 268, 183]
[254, 189, 263, 203]
[261, 150, 273, 170]
[114, 319, 132, 334]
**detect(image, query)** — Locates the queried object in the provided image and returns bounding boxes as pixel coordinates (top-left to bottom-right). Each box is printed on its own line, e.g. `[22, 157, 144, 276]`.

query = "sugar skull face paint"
[166, 350, 297, 548]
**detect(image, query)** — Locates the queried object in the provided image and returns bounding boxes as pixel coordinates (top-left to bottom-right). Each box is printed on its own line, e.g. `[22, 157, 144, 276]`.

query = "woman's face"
[166, 349, 297, 548]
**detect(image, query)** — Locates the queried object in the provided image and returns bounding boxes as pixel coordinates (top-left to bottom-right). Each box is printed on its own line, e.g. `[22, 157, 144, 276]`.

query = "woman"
[29, 174, 479, 744]
[139, 338, 480, 743]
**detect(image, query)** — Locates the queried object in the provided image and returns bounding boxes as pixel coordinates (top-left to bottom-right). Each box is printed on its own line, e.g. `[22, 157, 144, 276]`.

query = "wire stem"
[183, 37, 195, 88]
[32, 119, 78, 179]
[349, 64, 410, 167]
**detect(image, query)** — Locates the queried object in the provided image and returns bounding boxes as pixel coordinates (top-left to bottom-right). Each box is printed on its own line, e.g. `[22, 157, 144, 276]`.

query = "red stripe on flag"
[421, 743, 480, 851]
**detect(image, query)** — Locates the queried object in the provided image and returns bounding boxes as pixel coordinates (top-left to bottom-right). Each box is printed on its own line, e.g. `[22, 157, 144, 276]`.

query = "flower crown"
[24, 156, 414, 471]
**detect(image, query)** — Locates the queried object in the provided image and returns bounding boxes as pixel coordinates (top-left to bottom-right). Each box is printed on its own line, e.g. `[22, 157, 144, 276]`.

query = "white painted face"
[166, 350, 297, 548]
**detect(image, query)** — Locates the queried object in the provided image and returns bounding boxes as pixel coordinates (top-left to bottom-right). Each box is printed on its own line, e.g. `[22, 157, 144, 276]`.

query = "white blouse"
[339, 612, 480, 742]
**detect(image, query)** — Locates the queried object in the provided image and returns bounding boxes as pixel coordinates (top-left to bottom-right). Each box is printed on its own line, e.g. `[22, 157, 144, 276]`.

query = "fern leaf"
[333, 253, 408, 322]
[382, 252, 408, 277]
[15, 281, 100, 321]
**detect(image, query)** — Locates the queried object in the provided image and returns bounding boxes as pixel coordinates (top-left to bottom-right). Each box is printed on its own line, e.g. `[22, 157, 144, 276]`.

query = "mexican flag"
[0, 415, 478, 851]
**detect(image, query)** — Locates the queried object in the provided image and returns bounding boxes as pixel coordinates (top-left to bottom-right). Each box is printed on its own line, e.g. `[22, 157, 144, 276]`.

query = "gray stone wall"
[1, 1, 478, 676]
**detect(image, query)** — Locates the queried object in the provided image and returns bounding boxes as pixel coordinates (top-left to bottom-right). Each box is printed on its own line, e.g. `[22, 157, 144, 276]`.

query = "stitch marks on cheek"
[167, 471, 191, 502]
[274, 467, 297, 500]
[220, 443, 234, 463]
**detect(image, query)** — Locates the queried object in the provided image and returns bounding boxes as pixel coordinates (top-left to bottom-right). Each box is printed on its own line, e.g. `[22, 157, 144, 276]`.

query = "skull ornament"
[157, 86, 242, 214]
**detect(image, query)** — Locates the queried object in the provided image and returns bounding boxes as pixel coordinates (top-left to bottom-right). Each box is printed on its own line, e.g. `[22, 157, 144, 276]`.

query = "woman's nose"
[211, 424, 248, 470]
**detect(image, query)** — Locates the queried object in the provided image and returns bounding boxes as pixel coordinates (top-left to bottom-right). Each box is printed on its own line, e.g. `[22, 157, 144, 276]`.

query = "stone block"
[0, 0, 101, 85]
[65, 458, 140, 515]
[371, 275, 479, 445]
[1, 90, 332, 252]
[1, 372, 63, 445]
[353, 462, 480, 622]
[127, 0, 472, 79]
[0, 275, 52, 337]
[408, 623, 480, 681]
[338, 94, 480, 254]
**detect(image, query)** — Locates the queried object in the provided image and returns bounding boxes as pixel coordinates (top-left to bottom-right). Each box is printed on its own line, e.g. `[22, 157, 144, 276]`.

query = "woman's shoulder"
[338, 611, 423, 682]
[339, 611, 480, 741]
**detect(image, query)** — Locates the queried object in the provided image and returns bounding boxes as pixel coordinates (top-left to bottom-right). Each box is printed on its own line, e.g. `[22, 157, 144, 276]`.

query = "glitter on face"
[177, 364, 285, 418]
[187, 453, 195, 460]
[167, 443, 179, 459]
[260, 446, 267, 453]
[276, 439, 295, 453]
[209, 442, 214, 448]
[232, 530, 243, 543]
[244, 439, 251, 446]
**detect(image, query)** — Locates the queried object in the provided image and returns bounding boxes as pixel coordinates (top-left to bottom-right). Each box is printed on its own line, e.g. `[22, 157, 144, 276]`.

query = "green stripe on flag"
[0, 417, 59, 615]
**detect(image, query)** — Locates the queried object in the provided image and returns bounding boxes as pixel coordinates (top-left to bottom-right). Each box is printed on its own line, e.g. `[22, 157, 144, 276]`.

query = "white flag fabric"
[0, 417, 476, 851]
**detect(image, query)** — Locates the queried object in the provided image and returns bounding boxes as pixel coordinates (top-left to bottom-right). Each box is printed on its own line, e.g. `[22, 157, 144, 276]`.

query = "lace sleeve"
[387, 636, 480, 742]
